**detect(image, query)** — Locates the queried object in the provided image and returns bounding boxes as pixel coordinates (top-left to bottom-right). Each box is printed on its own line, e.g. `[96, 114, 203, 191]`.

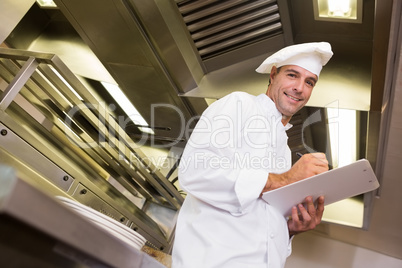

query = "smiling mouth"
[284, 92, 302, 101]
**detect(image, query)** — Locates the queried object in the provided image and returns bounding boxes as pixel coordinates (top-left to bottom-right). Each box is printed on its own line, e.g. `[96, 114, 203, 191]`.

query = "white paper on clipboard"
[261, 159, 380, 217]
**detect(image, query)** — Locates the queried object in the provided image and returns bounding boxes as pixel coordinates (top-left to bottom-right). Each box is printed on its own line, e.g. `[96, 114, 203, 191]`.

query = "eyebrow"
[285, 68, 318, 84]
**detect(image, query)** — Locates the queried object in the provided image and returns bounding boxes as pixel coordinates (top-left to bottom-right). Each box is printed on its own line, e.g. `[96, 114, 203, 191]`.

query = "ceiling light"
[313, 0, 362, 23]
[101, 82, 154, 135]
[327, 107, 357, 168]
[325, 107, 362, 228]
[36, 0, 57, 8]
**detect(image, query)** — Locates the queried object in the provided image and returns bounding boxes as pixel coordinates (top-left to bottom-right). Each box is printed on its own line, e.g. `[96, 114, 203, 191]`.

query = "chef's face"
[267, 65, 317, 124]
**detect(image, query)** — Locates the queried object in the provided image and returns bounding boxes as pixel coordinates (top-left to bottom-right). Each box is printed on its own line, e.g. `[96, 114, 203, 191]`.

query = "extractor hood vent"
[177, 0, 283, 60]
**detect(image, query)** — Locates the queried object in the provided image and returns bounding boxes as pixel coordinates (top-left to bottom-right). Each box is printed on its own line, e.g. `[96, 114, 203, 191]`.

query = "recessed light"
[36, 0, 57, 8]
[313, 0, 362, 23]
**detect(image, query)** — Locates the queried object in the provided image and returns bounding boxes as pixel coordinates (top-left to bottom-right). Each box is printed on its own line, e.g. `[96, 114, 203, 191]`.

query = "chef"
[172, 42, 333, 268]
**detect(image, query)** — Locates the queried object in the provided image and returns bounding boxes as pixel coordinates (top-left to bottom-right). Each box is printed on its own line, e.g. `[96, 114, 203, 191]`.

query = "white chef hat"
[255, 42, 333, 77]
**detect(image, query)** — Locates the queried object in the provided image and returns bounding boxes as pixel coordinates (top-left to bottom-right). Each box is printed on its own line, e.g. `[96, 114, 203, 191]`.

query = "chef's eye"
[306, 80, 315, 87]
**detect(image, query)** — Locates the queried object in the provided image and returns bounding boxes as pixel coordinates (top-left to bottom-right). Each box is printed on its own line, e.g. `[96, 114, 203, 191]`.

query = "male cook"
[172, 42, 333, 268]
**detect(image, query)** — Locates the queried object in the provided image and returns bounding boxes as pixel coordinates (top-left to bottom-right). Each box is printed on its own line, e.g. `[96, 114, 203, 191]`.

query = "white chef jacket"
[172, 92, 293, 268]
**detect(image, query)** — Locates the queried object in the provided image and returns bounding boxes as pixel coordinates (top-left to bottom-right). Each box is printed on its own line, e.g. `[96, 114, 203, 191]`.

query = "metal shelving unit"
[0, 47, 183, 252]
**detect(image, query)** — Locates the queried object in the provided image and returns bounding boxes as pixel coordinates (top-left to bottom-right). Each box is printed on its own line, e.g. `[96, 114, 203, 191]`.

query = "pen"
[297, 152, 332, 169]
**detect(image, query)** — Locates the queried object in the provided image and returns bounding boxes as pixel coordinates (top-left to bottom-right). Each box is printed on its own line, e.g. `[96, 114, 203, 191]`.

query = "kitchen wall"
[286, 232, 402, 268]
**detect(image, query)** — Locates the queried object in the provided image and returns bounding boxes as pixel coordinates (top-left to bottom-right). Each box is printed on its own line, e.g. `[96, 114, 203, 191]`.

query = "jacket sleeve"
[178, 93, 273, 215]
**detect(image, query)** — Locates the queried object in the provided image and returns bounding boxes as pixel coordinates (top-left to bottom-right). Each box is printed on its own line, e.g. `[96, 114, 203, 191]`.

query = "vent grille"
[177, 0, 282, 60]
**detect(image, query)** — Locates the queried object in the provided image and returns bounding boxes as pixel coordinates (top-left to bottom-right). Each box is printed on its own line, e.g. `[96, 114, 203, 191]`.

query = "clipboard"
[261, 159, 380, 217]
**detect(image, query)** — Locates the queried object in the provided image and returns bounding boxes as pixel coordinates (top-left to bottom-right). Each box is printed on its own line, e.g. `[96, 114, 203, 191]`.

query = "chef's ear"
[269, 66, 278, 84]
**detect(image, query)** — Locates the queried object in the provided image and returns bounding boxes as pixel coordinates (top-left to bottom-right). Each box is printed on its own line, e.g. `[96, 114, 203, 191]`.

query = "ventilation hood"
[33, 0, 297, 142]
[5, 0, 377, 130]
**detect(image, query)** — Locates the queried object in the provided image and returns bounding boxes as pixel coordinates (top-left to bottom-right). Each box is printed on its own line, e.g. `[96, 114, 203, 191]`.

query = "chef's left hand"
[287, 195, 324, 237]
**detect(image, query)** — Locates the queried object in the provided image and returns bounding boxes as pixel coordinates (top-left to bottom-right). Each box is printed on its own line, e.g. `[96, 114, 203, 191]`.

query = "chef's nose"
[292, 79, 304, 92]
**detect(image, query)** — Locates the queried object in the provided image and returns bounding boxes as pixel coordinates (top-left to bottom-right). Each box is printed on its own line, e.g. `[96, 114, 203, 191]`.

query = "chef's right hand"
[287, 153, 329, 183]
[261, 153, 328, 194]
